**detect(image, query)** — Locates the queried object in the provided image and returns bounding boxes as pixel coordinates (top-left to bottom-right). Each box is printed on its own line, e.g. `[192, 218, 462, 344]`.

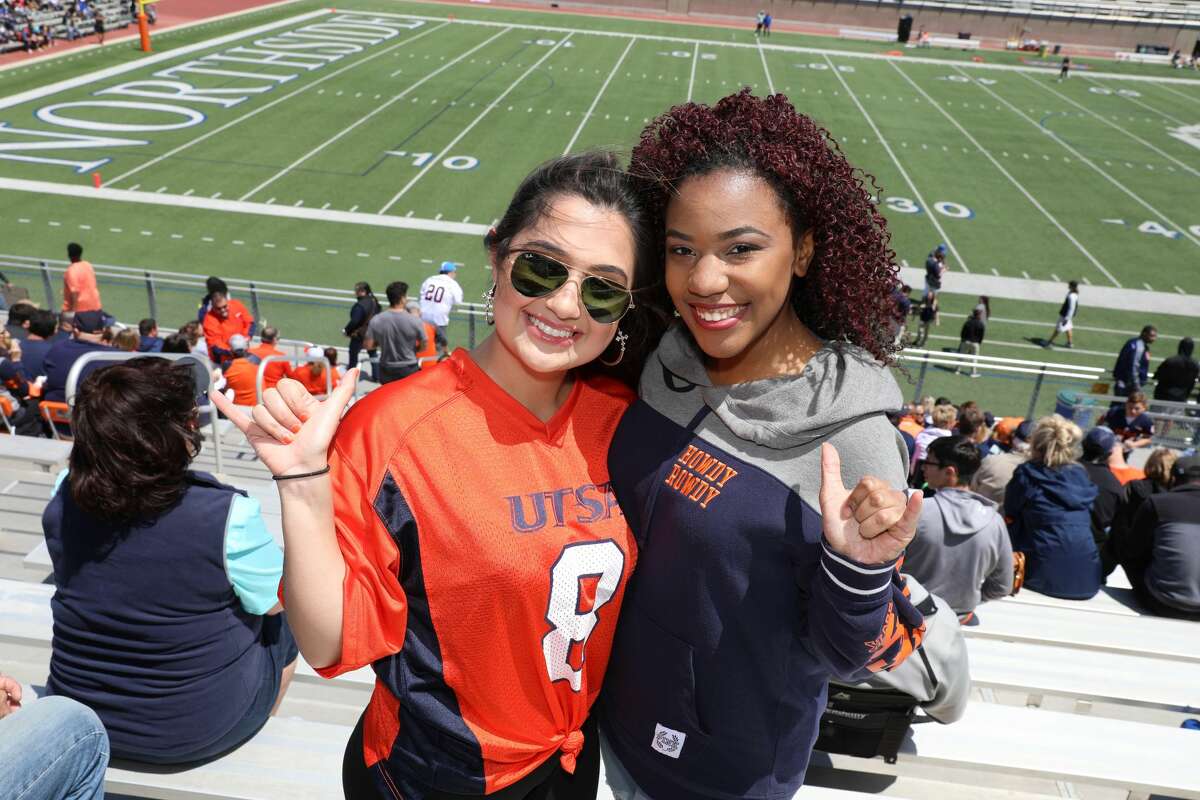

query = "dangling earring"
[483, 284, 495, 325]
[600, 329, 628, 366]
[672, 309, 681, 318]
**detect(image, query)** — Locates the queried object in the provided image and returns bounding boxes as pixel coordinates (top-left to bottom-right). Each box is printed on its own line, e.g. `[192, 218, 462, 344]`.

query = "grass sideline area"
[0, 0, 1197, 416]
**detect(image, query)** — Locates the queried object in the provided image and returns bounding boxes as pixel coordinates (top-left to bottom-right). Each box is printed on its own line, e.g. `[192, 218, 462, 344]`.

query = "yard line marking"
[211, 192, 222, 199]
[562, 37, 634, 155]
[380, 34, 574, 214]
[1051, 273, 1060, 282]
[1022, 270, 1031, 279]
[1082, 77, 1188, 127]
[106, 20, 450, 187]
[0, 176, 490, 237]
[895, 62, 1120, 286]
[128, 184, 140, 192]
[1153, 82, 1200, 107]
[1027, 75, 1199, 178]
[183, 189, 194, 196]
[239, 22, 486, 201]
[991, 268, 1000, 276]
[1176, 286, 1187, 294]
[960, 66, 1200, 250]
[687, 41, 699, 101]
[827, 56, 968, 272]
[1144, 282, 1155, 291]
[757, 38, 775, 94]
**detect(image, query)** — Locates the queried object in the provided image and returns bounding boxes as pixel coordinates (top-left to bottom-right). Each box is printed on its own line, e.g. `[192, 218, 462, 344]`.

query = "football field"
[1, 0, 1198, 414]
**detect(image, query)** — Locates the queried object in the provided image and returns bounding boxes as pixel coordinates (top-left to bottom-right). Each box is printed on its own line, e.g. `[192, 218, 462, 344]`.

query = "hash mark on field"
[1022, 270, 1031, 279]
[266, 197, 275, 205]
[201, 236, 214, 242]
[171, 234, 183, 239]
[79, 224, 91, 230]
[155, 186, 167, 193]
[233, 240, 244, 245]
[1143, 282, 1154, 291]
[462, 216, 471, 223]
[434, 213, 443, 220]
[405, 210, 414, 217]
[1051, 273, 1061, 282]
[326, 249, 338, 255]
[1176, 286, 1187, 294]
[294, 200, 304, 207]
[263, 243, 275, 248]
[211, 192, 221, 199]
[321, 203, 330, 210]
[128, 184, 140, 191]
[357, 252, 370, 258]
[991, 268, 1000, 276]
[421, 258, 433, 264]
[1081, 277, 1091, 285]
[48, 220, 60, 227]
[390, 256, 403, 261]
[183, 189, 194, 196]
[349, 205, 359, 213]
[294, 246, 307, 252]
[140, 230, 152, 237]
[109, 227, 122, 233]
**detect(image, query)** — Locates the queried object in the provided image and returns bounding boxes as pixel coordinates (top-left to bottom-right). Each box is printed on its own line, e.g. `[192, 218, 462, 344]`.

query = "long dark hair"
[630, 89, 901, 364]
[485, 150, 670, 387]
[69, 358, 202, 523]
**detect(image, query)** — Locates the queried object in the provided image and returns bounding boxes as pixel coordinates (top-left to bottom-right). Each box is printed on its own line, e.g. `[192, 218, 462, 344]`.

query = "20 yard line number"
[882, 197, 975, 219]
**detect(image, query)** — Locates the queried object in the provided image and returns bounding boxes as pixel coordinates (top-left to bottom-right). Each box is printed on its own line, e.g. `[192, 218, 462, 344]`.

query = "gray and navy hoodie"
[599, 325, 925, 800]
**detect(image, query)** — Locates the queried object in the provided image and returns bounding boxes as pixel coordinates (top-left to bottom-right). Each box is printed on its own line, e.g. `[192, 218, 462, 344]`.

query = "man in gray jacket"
[905, 435, 1014, 619]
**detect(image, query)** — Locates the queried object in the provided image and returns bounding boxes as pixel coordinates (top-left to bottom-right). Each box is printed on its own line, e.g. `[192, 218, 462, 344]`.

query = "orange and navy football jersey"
[317, 349, 636, 798]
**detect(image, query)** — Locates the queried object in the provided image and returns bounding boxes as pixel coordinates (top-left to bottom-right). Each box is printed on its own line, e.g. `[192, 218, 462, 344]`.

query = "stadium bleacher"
[0, 0, 131, 54]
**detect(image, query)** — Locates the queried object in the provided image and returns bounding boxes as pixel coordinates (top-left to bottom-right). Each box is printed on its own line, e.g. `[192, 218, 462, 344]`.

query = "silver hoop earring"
[600, 329, 628, 367]
[483, 285, 495, 326]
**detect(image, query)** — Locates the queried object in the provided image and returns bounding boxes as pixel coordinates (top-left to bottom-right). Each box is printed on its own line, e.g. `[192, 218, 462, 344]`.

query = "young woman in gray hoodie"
[599, 90, 927, 800]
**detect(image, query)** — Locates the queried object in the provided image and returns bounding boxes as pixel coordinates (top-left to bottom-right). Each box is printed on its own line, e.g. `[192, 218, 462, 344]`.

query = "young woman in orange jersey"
[211, 152, 661, 800]
[599, 91, 926, 800]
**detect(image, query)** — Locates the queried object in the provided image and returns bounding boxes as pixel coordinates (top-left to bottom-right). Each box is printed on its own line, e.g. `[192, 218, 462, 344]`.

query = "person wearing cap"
[1079, 427, 1129, 565]
[62, 242, 102, 314]
[923, 244, 947, 300]
[970, 418, 1034, 506]
[42, 310, 112, 404]
[202, 289, 256, 366]
[418, 261, 464, 359]
[292, 346, 339, 396]
[222, 334, 261, 407]
[1109, 454, 1200, 619]
[905, 435, 1014, 619]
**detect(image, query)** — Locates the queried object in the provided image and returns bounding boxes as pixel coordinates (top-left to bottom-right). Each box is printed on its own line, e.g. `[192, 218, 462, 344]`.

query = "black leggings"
[343, 714, 599, 800]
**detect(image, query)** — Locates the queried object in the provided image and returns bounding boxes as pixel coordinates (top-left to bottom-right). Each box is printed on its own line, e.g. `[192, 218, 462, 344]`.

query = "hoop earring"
[600, 329, 628, 367]
[483, 285, 495, 326]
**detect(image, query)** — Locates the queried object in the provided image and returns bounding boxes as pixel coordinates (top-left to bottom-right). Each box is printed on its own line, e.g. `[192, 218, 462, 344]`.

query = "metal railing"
[1067, 393, 1199, 448]
[898, 347, 1105, 418]
[62, 351, 226, 474]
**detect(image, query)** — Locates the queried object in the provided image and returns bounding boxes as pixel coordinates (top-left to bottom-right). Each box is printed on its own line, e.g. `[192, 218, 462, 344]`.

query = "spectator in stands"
[418, 262, 464, 359]
[0, 675, 109, 800]
[406, 299, 438, 368]
[887, 409, 916, 463]
[1109, 454, 1200, 619]
[912, 402, 957, 475]
[890, 284, 912, 345]
[202, 289, 255, 365]
[913, 293, 937, 347]
[44, 358, 298, 763]
[5, 298, 34, 340]
[51, 312, 71, 343]
[823, 575, 968, 737]
[0, 268, 12, 309]
[956, 405, 992, 459]
[364, 281, 426, 384]
[0, 338, 31, 407]
[17, 308, 55, 379]
[221, 333, 259, 406]
[161, 332, 190, 354]
[1108, 448, 1177, 563]
[42, 309, 111, 403]
[178, 320, 207, 359]
[113, 328, 138, 352]
[1103, 391, 1154, 449]
[923, 244, 946, 299]
[343, 281, 380, 380]
[1112, 325, 1156, 398]
[1079, 426, 1126, 560]
[971, 418, 1034, 505]
[1005, 415, 1102, 600]
[62, 242, 101, 314]
[1044, 280, 1079, 349]
[905, 435, 1014, 619]
[955, 307, 985, 377]
[249, 325, 292, 392]
[197, 277, 226, 323]
[1152, 337, 1198, 427]
[292, 346, 338, 396]
[136, 318, 163, 352]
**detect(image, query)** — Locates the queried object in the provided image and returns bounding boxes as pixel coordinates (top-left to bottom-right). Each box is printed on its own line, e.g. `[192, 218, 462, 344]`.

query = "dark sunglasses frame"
[508, 249, 635, 324]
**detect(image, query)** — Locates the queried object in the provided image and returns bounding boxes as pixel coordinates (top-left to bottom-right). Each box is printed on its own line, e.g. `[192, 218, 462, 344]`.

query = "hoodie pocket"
[608, 610, 710, 742]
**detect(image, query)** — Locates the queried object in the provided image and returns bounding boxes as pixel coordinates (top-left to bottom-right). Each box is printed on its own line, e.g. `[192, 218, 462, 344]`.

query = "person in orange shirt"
[62, 243, 102, 313]
[202, 290, 255, 365]
[406, 301, 438, 368]
[221, 334, 260, 407]
[292, 347, 339, 396]
[248, 326, 293, 392]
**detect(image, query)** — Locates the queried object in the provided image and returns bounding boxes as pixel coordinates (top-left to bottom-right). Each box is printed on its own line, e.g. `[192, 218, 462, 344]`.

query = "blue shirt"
[42, 338, 112, 403]
[17, 337, 53, 379]
[137, 335, 164, 353]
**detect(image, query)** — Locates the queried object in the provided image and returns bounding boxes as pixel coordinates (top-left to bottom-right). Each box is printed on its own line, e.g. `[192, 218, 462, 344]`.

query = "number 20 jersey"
[316, 350, 637, 798]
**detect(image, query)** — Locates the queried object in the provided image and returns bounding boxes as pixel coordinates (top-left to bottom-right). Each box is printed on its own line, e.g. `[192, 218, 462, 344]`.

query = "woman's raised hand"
[818, 442, 922, 566]
[208, 369, 359, 478]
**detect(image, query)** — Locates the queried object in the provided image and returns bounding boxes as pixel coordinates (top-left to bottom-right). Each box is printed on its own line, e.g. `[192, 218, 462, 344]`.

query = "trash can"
[1054, 390, 1078, 420]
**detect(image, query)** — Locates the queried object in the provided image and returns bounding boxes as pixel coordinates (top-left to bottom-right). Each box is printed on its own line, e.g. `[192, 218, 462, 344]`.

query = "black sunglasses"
[508, 250, 634, 325]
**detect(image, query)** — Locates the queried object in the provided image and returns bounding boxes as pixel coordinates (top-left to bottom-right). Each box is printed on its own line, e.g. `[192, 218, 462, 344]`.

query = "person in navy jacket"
[1112, 326, 1157, 397]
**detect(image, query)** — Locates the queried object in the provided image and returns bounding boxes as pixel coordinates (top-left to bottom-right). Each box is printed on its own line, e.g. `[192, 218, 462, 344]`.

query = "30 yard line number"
[882, 197, 975, 219]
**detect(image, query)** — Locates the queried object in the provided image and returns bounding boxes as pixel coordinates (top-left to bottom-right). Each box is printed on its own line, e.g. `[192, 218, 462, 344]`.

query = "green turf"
[1, 0, 1197, 416]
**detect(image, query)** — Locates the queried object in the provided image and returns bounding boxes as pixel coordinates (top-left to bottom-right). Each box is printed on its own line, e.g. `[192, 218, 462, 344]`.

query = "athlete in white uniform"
[1045, 280, 1079, 349]
[418, 262, 464, 358]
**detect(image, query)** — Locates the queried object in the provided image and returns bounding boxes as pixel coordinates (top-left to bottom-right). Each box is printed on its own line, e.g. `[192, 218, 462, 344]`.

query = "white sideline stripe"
[686, 41, 699, 102]
[921, 333, 1134, 361]
[1083, 78, 1188, 127]
[757, 38, 775, 95]
[379, 34, 573, 213]
[0, 176, 490, 235]
[959, 66, 1200, 251]
[938, 310, 1188, 341]
[892, 63, 1119, 288]
[357, 10, 1200, 86]
[0, 8, 330, 110]
[1031, 75, 1199, 179]
[826, 55, 968, 273]
[240, 22, 496, 201]
[562, 37, 634, 156]
[104, 15, 444, 187]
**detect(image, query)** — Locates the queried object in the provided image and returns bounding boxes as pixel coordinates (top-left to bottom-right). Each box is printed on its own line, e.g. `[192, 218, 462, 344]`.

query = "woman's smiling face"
[664, 168, 815, 379]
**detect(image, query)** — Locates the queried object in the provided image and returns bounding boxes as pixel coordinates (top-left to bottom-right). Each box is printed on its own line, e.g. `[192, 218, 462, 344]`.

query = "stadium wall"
[531, 0, 1199, 53]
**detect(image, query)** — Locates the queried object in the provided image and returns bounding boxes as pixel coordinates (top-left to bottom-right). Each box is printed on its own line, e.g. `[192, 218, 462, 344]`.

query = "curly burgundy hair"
[629, 89, 902, 363]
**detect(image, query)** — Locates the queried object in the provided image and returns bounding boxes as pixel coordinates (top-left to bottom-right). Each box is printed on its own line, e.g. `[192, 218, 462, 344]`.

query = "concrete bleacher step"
[1003, 584, 1145, 616]
[0, 435, 71, 472]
